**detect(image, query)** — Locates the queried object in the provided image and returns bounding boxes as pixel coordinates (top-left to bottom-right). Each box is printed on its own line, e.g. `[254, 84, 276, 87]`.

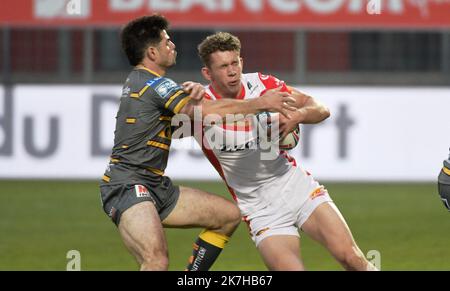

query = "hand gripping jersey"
[200, 73, 298, 199]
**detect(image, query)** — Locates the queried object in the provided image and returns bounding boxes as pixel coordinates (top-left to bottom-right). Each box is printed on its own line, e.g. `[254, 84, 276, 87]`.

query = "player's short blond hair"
[198, 32, 241, 67]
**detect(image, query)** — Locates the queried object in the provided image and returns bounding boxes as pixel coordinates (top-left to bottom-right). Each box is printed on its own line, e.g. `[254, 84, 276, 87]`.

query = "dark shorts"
[438, 168, 450, 211]
[100, 176, 180, 226]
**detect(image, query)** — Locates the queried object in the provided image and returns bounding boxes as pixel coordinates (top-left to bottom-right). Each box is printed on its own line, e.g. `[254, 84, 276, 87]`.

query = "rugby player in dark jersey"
[438, 150, 450, 211]
[99, 14, 296, 271]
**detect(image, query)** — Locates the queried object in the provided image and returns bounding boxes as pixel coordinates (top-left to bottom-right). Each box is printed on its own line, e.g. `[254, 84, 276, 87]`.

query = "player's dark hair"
[198, 32, 241, 67]
[120, 14, 169, 66]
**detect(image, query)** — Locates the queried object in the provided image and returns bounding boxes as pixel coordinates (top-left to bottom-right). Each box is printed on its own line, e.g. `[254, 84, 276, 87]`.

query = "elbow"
[324, 107, 331, 119]
[321, 107, 331, 121]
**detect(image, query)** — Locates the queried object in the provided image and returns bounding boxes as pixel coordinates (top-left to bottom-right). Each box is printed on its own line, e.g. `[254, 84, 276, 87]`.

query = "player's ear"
[201, 66, 212, 82]
[240, 57, 244, 69]
[146, 46, 158, 62]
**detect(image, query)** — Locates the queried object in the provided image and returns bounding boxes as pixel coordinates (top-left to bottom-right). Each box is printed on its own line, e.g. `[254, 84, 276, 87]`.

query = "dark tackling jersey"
[101, 67, 191, 185]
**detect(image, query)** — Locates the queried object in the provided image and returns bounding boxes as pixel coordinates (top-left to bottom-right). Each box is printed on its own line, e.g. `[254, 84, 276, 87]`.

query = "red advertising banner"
[1, 0, 450, 29]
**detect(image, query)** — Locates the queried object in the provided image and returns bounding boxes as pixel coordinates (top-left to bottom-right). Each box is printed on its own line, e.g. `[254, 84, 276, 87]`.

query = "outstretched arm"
[200, 87, 296, 118]
[179, 83, 297, 119]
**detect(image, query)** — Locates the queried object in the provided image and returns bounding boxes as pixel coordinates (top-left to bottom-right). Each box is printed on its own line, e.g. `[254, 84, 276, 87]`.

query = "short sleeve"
[258, 73, 291, 94]
[146, 77, 191, 114]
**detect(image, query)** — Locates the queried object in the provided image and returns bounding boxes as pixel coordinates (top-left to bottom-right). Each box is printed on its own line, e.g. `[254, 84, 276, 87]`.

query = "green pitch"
[0, 180, 449, 271]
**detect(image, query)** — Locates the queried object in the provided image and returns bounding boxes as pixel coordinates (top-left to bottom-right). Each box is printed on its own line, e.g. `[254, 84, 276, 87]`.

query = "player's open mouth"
[228, 80, 239, 86]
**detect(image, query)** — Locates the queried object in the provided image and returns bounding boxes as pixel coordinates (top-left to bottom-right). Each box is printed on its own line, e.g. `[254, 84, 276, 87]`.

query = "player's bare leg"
[118, 201, 169, 271]
[163, 186, 241, 234]
[257, 235, 304, 271]
[162, 186, 241, 270]
[301, 202, 378, 271]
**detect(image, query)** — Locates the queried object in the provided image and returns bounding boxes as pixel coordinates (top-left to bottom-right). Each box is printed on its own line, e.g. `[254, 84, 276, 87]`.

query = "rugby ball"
[255, 111, 300, 150]
[279, 126, 300, 150]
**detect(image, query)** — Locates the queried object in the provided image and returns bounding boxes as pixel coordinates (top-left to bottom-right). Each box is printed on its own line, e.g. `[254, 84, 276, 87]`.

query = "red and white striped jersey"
[200, 72, 298, 197]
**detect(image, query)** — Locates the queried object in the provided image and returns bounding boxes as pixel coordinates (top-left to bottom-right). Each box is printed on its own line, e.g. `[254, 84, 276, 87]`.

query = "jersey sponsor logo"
[310, 186, 326, 200]
[135, 185, 151, 198]
[146, 77, 163, 87]
[247, 81, 259, 95]
[219, 139, 259, 152]
[155, 79, 180, 99]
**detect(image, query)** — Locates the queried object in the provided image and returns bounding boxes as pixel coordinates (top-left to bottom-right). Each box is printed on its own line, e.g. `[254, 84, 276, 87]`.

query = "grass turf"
[0, 180, 448, 270]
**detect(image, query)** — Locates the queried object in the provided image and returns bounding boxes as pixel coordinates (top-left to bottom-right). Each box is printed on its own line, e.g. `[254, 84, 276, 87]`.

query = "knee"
[227, 204, 242, 228]
[140, 248, 169, 271]
[217, 204, 241, 235]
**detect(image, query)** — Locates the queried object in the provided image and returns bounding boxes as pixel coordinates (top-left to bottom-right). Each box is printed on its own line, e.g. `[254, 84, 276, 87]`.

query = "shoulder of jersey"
[258, 72, 285, 89]
[145, 77, 183, 99]
[243, 72, 284, 89]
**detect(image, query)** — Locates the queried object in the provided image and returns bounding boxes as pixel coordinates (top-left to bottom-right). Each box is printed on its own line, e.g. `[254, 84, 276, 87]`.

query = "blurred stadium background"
[1, 0, 450, 270]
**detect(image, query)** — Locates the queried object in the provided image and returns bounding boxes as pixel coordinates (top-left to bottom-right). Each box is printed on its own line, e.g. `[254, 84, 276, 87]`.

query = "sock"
[366, 262, 379, 271]
[185, 230, 230, 271]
